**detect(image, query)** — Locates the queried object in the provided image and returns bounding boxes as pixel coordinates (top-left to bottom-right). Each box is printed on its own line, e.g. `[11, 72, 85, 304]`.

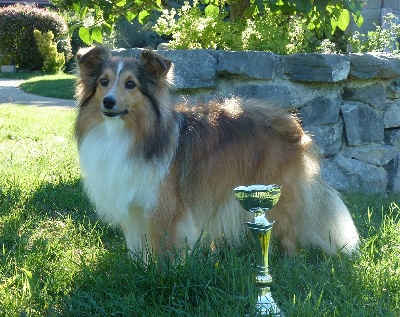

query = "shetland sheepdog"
[75, 46, 359, 259]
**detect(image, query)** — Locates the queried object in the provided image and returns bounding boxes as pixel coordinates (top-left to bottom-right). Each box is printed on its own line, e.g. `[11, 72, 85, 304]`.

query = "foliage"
[56, 10, 89, 73]
[260, 0, 364, 38]
[34, 30, 65, 73]
[110, 18, 165, 49]
[154, 1, 317, 53]
[349, 13, 400, 53]
[0, 105, 399, 316]
[52, 0, 363, 44]
[0, 4, 71, 70]
[51, 0, 162, 44]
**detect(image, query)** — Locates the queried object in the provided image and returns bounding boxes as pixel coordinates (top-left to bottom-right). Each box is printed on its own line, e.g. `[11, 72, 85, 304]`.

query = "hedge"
[0, 4, 71, 70]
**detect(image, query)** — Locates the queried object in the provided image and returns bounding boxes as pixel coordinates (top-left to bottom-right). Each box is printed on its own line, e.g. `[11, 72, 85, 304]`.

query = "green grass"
[0, 72, 76, 99]
[0, 104, 399, 316]
[19, 74, 76, 100]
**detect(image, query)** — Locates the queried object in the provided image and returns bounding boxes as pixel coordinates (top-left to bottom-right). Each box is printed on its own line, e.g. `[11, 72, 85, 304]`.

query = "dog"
[75, 46, 360, 260]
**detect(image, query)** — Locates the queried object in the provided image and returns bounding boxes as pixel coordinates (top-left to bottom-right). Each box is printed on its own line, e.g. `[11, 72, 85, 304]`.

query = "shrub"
[153, 1, 317, 54]
[34, 29, 65, 73]
[0, 4, 71, 70]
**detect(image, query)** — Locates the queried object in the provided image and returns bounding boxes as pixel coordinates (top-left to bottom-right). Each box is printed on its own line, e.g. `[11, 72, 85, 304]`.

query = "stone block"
[321, 158, 349, 192]
[305, 124, 343, 157]
[341, 102, 384, 146]
[217, 51, 275, 79]
[341, 144, 397, 166]
[342, 83, 386, 109]
[282, 53, 350, 82]
[349, 53, 400, 79]
[160, 50, 218, 89]
[322, 155, 387, 193]
[1, 65, 16, 73]
[384, 101, 400, 128]
[299, 96, 341, 125]
[385, 128, 400, 150]
[387, 79, 400, 99]
[234, 84, 290, 107]
[387, 154, 400, 192]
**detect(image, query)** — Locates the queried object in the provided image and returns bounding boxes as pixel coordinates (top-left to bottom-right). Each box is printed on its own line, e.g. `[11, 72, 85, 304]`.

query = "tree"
[52, 0, 163, 44]
[52, 0, 363, 44]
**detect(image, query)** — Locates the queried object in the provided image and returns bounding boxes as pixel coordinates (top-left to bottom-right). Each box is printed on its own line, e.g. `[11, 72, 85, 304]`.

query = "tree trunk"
[229, 0, 251, 21]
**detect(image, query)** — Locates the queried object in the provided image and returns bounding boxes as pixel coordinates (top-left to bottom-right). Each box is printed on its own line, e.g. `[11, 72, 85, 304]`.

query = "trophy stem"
[247, 211, 283, 316]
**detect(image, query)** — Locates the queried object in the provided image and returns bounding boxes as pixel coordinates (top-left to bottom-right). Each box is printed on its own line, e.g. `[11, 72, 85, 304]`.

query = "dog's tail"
[299, 178, 360, 255]
[269, 137, 360, 255]
[296, 147, 360, 255]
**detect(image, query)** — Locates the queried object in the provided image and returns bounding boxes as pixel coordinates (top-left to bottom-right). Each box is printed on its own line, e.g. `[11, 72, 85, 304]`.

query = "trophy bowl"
[234, 184, 281, 213]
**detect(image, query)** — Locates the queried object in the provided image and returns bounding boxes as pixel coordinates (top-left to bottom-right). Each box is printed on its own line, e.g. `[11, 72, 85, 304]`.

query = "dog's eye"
[125, 81, 136, 90]
[100, 78, 109, 87]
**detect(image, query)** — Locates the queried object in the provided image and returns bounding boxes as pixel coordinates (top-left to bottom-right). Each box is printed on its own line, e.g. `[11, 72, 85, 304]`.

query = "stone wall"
[114, 48, 400, 194]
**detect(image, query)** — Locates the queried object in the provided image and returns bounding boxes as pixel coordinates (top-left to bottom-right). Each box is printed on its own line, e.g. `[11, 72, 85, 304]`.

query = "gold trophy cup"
[234, 184, 283, 316]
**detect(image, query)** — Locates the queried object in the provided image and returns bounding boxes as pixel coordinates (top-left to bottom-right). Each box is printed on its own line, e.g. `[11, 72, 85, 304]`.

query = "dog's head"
[75, 46, 172, 120]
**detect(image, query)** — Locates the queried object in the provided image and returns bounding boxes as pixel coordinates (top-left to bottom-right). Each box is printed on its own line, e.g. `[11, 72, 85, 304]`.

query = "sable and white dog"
[75, 46, 359, 259]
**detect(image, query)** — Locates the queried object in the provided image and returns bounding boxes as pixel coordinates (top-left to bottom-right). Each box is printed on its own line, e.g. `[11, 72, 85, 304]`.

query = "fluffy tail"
[268, 138, 360, 255]
[298, 178, 360, 254]
[295, 144, 360, 255]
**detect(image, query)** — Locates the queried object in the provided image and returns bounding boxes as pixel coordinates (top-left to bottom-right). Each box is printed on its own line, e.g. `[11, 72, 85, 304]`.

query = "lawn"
[20, 74, 76, 100]
[0, 72, 76, 100]
[0, 104, 399, 316]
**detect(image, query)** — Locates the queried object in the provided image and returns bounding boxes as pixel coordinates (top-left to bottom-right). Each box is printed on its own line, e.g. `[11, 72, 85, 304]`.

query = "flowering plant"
[153, 1, 315, 54]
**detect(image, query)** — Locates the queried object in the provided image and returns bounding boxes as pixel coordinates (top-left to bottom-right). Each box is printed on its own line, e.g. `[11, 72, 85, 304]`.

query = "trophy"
[234, 184, 283, 316]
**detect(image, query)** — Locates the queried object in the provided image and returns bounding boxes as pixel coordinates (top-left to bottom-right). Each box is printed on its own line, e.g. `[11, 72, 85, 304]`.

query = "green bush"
[34, 29, 65, 73]
[154, 1, 318, 54]
[0, 4, 71, 70]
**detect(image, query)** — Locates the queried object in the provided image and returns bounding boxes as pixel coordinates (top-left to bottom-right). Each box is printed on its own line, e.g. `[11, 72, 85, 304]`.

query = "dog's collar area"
[103, 109, 129, 118]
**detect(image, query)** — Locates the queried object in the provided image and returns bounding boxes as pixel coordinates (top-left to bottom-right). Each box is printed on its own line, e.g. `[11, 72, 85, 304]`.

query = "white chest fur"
[78, 119, 168, 225]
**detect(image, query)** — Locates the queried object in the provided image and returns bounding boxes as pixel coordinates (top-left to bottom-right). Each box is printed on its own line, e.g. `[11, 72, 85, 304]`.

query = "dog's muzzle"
[102, 96, 128, 117]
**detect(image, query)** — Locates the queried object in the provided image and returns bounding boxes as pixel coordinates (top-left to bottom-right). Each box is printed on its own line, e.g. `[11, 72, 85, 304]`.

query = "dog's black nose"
[103, 96, 116, 109]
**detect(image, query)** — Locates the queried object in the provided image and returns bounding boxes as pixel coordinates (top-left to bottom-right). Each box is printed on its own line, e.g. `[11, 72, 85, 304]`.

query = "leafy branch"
[52, 0, 364, 44]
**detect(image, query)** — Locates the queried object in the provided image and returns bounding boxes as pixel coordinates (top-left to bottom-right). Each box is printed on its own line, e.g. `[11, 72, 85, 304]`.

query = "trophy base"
[255, 287, 283, 316]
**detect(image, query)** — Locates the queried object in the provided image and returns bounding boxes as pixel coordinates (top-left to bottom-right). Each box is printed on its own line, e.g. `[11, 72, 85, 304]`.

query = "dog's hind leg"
[266, 180, 303, 255]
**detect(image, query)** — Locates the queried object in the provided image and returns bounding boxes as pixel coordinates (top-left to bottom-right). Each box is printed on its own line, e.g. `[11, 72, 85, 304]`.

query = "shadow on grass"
[0, 72, 44, 80]
[28, 181, 256, 315]
[28, 179, 92, 220]
[58, 239, 256, 316]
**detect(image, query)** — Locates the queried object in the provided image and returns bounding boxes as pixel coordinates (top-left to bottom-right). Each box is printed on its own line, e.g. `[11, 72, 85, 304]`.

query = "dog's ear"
[140, 50, 172, 78]
[75, 46, 110, 106]
[77, 46, 110, 75]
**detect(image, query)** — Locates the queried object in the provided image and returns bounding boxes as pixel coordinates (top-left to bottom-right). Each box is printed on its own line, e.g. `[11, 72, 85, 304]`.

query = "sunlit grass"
[19, 74, 76, 100]
[0, 104, 399, 316]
